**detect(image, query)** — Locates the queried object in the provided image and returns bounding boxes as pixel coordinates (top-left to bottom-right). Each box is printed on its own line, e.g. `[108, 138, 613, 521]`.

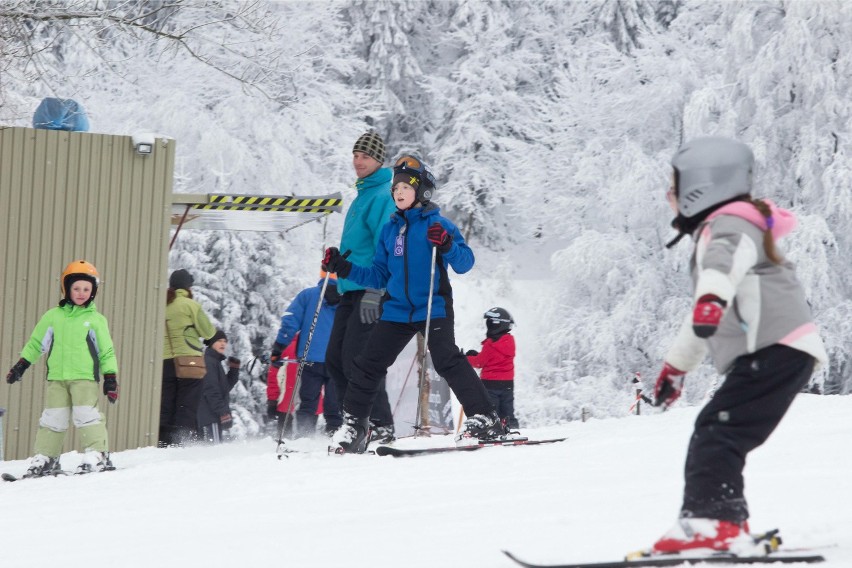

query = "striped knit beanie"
[352, 131, 386, 164]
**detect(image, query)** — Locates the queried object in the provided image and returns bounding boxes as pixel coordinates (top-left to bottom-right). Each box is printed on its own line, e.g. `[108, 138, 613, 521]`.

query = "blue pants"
[296, 362, 342, 436]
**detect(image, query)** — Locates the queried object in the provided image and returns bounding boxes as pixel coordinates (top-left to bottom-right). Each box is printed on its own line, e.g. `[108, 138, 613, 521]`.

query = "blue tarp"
[32, 98, 90, 132]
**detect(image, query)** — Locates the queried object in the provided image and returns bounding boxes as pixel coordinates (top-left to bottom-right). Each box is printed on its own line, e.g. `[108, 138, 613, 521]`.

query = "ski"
[374, 437, 566, 457]
[2, 471, 71, 482]
[502, 550, 825, 568]
[74, 465, 117, 475]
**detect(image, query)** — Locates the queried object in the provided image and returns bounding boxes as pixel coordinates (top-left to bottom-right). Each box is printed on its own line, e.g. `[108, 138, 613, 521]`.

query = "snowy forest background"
[1, 0, 850, 435]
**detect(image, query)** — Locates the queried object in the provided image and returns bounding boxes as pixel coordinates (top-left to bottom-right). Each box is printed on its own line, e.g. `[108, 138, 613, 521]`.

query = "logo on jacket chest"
[394, 225, 406, 256]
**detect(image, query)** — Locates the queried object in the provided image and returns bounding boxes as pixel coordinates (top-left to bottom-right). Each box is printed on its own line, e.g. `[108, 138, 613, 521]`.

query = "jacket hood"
[205, 347, 226, 361]
[392, 202, 441, 224]
[706, 199, 797, 239]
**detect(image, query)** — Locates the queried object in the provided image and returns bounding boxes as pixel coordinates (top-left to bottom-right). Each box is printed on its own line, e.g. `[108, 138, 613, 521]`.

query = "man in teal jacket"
[325, 131, 397, 443]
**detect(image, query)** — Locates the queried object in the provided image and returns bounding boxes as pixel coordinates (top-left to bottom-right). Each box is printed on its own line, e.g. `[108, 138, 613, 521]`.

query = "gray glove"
[359, 289, 383, 324]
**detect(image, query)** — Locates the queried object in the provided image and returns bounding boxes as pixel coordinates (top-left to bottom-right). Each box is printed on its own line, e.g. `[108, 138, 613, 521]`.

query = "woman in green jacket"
[5, 260, 119, 477]
[160, 269, 216, 446]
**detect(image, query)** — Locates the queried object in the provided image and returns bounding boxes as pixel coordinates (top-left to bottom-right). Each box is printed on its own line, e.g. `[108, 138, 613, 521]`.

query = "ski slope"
[0, 394, 847, 567]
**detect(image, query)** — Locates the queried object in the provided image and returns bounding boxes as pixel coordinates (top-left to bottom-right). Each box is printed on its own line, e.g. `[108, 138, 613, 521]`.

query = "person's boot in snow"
[456, 410, 507, 446]
[23, 454, 61, 478]
[75, 451, 114, 474]
[652, 518, 752, 554]
[369, 423, 395, 445]
[330, 412, 370, 454]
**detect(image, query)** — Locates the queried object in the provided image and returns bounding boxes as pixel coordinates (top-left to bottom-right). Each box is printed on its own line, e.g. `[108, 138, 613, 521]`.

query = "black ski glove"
[270, 342, 286, 368]
[103, 374, 119, 404]
[220, 413, 233, 430]
[322, 247, 353, 279]
[465, 350, 479, 357]
[6, 358, 30, 384]
[427, 223, 452, 253]
[227, 356, 241, 370]
[267, 400, 279, 419]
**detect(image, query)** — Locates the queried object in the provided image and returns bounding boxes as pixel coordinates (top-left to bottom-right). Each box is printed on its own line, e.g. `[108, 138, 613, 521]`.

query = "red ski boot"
[652, 518, 752, 554]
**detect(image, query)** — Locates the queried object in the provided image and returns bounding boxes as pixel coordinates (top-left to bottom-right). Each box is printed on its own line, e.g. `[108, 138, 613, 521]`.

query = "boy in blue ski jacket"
[270, 276, 342, 437]
[322, 154, 504, 453]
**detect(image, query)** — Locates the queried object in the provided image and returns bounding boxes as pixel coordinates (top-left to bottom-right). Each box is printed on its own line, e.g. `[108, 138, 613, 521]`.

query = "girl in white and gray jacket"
[649, 137, 827, 556]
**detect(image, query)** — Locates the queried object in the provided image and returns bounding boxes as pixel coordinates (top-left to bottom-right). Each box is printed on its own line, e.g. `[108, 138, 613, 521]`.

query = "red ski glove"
[692, 294, 727, 338]
[653, 363, 686, 408]
[427, 223, 452, 253]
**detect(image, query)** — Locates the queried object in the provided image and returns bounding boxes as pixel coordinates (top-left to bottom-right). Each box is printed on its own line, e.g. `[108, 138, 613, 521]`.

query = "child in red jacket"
[466, 307, 518, 429]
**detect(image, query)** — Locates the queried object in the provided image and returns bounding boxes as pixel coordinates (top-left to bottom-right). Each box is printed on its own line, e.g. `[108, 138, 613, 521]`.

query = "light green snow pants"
[34, 380, 108, 457]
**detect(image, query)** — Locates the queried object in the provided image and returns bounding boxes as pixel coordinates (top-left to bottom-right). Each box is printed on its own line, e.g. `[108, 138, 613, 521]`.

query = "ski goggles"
[394, 155, 422, 171]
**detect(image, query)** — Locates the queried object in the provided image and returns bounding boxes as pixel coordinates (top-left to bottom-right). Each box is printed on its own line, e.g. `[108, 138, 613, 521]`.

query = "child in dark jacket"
[467, 307, 518, 429]
[197, 329, 240, 444]
[322, 154, 504, 453]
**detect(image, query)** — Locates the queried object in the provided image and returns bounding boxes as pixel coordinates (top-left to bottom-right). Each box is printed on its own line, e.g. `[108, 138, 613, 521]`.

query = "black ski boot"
[369, 423, 396, 445]
[75, 451, 115, 474]
[330, 412, 371, 454]
[456, 410, 507, 446]
[23, 455, 62, 478]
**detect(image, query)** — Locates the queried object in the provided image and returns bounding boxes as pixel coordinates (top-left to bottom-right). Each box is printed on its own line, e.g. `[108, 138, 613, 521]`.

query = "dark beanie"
[205, 328, 227, 346]
[393, 171, 422, 192]
[169, 269, 194, 290]
[353, 131, 386, 164]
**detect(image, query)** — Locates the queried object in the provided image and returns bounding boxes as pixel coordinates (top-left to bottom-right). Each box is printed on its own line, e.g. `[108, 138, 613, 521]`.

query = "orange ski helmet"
[60, 260, 100, 305]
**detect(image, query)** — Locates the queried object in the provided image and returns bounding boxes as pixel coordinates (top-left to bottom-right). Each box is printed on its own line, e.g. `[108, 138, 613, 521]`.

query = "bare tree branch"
[0, 0, 297, 104]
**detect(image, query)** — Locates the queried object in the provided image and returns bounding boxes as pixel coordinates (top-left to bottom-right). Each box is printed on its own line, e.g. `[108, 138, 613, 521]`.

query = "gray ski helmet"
[671, 136, 754, 218]
[484, 307, 514, 334]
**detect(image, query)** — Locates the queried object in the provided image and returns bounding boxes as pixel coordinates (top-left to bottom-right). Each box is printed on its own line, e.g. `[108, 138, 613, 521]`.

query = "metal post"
[0, 407, 5, 462]
[414, 246, 438, 435]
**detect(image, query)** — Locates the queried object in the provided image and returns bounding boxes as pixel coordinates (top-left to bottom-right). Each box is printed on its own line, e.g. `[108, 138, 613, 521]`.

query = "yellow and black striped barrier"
[197, 195, 343, 213]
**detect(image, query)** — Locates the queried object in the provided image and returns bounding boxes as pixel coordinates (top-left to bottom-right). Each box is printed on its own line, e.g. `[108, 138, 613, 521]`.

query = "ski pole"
[276, 251, 349, 458]
[414, 246, 437, 434]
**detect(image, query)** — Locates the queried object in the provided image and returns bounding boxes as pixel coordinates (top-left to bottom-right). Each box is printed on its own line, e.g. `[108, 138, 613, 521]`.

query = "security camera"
[131, 133, 156, 156]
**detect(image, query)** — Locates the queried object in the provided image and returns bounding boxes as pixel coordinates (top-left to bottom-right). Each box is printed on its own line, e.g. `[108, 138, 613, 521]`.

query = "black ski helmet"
[484, 307, 514, 335]
[392, 154, 437, 205]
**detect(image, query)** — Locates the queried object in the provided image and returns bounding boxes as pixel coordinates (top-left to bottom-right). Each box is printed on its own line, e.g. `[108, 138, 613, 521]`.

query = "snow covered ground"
[1, 393, 848, 567]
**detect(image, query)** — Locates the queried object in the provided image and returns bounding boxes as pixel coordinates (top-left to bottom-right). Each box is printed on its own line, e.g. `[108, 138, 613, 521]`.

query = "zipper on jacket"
[401, 217, 416, 323]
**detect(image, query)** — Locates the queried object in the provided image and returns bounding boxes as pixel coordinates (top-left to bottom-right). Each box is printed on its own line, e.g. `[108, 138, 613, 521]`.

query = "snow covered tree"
[341, 0, 432, 149]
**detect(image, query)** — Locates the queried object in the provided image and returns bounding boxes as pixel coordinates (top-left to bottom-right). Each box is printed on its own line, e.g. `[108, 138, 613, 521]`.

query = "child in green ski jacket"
[5, 260, 119, 477]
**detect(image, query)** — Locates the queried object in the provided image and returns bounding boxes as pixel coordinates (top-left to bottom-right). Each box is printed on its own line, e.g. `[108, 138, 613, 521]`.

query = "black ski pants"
[485, 386, 519, 429]
[681, 345, 814, 523]
[325, 290, 394, 427]
[159, 359, 203, 445]
[344, 318, 494, 422]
